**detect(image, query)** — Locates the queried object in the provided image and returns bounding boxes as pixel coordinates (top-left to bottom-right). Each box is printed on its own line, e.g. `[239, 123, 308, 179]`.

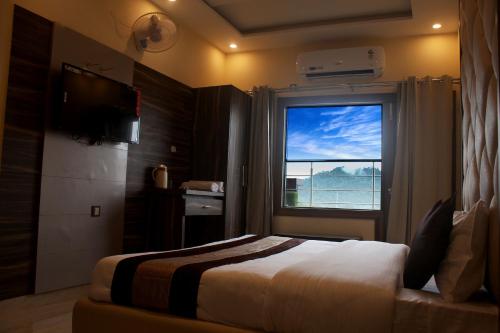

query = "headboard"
[460, 0, 499, 301]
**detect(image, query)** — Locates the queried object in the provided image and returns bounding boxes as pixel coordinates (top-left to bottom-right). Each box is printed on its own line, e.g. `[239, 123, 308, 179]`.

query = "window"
[275, 94, 395, 216]
[285, 104, 382, 210]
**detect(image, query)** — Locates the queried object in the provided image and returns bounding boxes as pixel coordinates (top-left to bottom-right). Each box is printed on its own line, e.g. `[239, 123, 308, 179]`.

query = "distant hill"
[300, 166, 381, 189]
[287, 166, 382, 209]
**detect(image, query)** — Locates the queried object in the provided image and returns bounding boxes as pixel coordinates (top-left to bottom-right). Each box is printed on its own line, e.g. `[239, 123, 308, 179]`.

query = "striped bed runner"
[111, 236, 305, 317]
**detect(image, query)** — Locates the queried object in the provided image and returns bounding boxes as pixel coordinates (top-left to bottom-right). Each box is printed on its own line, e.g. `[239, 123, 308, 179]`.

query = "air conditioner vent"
[305, 69, 376, 79]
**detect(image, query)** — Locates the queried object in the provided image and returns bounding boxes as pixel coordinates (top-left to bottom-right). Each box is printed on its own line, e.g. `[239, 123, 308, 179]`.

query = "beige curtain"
[387, 76, 455, 244]
[245, 87, 275, 236]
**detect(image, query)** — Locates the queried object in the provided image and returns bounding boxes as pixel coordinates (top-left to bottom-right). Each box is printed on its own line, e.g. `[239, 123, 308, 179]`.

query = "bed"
[73, 235, 498, 333]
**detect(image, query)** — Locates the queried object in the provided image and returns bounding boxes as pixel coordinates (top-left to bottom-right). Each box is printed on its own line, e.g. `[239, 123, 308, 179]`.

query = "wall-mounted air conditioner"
[296, 46, 385, 79]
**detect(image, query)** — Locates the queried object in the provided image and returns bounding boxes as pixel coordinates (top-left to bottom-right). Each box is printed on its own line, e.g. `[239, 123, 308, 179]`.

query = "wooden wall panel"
[0, 6, 52, 300]
[191, 86, 251, 242]
[124, 63, 194, 253]
[192, 87, 231, 181]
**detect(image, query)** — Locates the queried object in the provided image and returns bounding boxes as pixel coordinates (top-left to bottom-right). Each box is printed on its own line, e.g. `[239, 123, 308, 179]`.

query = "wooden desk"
[146, 189, 225, 251]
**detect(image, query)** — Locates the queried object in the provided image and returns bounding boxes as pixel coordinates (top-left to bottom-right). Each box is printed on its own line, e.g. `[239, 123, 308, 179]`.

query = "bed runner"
[111, 236, 305, 317]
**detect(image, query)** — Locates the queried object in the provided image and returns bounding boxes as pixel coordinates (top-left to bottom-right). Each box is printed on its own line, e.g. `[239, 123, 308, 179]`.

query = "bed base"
[73, 298, 261, 333]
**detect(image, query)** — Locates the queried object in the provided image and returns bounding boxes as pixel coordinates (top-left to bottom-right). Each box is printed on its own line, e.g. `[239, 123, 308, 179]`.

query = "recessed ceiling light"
[168, 0, 176, 2]
[432, 23, 442, 29]
[229, 43, 238, 49]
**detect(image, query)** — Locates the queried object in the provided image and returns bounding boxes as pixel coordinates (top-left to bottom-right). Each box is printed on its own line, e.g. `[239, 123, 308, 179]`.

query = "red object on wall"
[135, 88, 142, 117]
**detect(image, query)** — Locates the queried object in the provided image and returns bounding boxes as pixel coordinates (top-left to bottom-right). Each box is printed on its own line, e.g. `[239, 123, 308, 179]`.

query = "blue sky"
[286, 105, 382, 160]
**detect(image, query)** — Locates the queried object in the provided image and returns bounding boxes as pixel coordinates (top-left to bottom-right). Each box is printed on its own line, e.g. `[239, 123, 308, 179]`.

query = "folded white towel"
[180, 180, 224, 192]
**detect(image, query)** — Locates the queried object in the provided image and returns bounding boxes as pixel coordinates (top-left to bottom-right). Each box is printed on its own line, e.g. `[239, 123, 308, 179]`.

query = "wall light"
[432, 23, 442, 29]
[229, 43, 238, 49]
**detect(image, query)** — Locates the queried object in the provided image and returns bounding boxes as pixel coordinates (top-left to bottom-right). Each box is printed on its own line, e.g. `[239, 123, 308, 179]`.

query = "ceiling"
[151, 0, 458, 52]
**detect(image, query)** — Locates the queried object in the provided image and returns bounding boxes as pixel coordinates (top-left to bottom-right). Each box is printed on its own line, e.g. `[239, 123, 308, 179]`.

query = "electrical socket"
[91, 205, 101, 217]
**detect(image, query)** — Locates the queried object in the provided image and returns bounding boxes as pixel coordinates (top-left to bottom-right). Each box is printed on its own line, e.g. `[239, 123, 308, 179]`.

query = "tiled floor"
[0, 285, 88, 333]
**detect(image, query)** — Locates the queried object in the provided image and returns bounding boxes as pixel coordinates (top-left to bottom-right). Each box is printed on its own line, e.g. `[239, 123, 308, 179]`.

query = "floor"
[0, 285, 88, 333]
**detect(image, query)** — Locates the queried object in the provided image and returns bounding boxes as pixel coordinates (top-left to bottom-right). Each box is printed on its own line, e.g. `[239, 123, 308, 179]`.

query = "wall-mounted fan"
[132, 12, 178, 53]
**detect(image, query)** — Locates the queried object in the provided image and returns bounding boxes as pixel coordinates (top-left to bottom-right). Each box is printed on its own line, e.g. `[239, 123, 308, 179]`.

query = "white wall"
[36, 25, 132, 293]
[225, 33, 460, 91]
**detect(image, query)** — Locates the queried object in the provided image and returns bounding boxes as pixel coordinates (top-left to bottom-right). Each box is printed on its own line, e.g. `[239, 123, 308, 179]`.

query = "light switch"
[170, 145, 177, 153]
[91, 205, 101, 217]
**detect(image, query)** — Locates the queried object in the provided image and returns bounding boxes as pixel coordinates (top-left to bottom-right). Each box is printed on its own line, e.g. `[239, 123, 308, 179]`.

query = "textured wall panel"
[460, 0, 499, 301]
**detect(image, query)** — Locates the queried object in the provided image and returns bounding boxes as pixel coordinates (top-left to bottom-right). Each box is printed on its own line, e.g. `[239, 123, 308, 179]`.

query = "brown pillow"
[404, 196, 455, 289]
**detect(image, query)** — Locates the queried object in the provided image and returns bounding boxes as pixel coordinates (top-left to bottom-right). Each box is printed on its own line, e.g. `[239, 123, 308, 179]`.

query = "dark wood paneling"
[192, 86, 231, 181]
[124, 63, 194, 253]
[0, 6, 53, 300]
[225, 87, 251, 237]
[145, 188, 184, 251]
[192, 86, 251, 241]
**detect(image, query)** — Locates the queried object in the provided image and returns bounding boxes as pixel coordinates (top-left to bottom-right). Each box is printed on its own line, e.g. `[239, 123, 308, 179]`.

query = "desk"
[146, 189, 225, 251]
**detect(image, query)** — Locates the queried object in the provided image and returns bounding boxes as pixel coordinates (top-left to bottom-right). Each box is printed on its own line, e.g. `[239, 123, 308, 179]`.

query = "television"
[58, 63, 141, 144]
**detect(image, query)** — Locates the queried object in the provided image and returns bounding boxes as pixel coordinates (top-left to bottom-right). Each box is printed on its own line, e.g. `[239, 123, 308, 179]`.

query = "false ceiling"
[151, 0, 458, 52]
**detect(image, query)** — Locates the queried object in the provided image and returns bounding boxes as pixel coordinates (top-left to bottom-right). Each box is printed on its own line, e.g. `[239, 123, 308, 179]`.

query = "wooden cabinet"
[145, 188, 184, 251]
[192, 85, 252, 242]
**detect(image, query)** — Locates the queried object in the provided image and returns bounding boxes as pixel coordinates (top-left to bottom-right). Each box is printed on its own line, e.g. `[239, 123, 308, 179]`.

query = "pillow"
[404, 196, 455, 289]
[435, 200, 489, 302]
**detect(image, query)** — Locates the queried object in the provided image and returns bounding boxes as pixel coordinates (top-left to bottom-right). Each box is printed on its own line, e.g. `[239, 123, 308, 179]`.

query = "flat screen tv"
[58, 63, 141, 144]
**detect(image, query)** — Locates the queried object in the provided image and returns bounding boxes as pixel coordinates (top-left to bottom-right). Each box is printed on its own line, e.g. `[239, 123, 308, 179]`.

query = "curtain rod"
[247, 77, 461, 94]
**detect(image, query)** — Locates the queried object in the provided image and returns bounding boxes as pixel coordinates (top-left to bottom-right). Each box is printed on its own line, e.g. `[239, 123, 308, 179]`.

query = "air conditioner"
[296, 46, 385, 79]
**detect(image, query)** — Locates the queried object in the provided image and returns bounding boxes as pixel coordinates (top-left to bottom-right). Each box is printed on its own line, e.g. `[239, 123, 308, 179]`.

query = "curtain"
[245, 86, 275, 236]
[387, 76, 455, 244]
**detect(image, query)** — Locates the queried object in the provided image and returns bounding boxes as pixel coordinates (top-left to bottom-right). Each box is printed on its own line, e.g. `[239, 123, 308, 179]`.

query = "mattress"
[90, 236, 341, 330]
[89, 237, 498, 333]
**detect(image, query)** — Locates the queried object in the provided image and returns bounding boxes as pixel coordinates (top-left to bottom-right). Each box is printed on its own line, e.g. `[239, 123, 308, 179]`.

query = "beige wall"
[274, 216, 375, 241]
[225, 33, 460, 91]
[228, 33, 459, 238]
[0, 0, 13, 168]
[0, 0, 227, 165]
[4, 0, 227, 87]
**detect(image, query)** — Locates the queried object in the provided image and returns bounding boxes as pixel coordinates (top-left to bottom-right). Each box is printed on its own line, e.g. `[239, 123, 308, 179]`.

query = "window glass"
[284, 105, 382, 210]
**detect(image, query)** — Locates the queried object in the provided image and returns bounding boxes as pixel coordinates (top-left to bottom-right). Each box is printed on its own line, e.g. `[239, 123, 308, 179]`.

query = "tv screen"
[58, 63, 141, 144]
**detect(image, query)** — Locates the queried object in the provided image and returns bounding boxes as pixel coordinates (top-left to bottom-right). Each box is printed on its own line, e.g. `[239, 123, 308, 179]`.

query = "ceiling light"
[229, 43, 238, 49]
[168, 0, 176, 2]
[432, 23, 442, 29]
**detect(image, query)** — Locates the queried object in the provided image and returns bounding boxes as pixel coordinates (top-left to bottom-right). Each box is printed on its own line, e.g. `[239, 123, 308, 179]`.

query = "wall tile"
[42, 131, 128, 182]
[39, 176, 125, 216]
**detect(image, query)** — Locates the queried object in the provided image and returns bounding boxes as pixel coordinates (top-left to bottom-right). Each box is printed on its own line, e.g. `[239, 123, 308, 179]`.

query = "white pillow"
[435, 200, 489, 302]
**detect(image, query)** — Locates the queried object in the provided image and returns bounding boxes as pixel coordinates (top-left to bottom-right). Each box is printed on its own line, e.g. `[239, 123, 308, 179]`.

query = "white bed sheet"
[89, 237, 497, 333]
[196, 238, 340, 330]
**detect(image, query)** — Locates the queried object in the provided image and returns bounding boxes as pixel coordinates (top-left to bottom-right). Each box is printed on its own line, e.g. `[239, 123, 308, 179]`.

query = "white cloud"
[288, 130, 380, 159]
[287, 105, 382, 160]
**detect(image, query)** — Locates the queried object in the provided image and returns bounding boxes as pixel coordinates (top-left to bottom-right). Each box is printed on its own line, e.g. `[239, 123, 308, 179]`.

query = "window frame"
[273, 93, 397, 238]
